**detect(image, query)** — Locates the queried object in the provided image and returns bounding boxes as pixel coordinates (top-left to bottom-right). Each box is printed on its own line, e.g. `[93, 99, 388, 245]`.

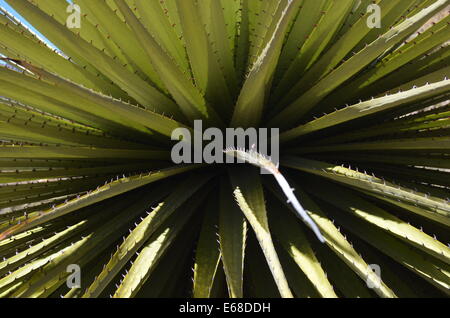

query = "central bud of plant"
[170, 120, 280, 173]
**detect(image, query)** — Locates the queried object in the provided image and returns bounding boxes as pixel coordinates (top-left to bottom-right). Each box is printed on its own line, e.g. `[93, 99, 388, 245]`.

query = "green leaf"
[328, 204, 450, 294]
[82, 173, 213, 297]
[231, 0, 300, 127]
[264, 178, 396, 298]
[218, 177, 246, 298]
[114, 196, 203, 298]
[8, 0, 180, 111]
[304, 179, 450, 264]
[0, 191, 158, 297]
[273, 0, 355, 99]
[0, 165, 202, 240]
[280, 79, 450, 142]
[113, 0, 224, 127]
[270, 0, 449, 127]
[282, 157, 450, 227]
[230, 167, 293, 298]
[193, 195, 221, 298]
[177, 0, 234, 119]
[269, 202, 337, 297]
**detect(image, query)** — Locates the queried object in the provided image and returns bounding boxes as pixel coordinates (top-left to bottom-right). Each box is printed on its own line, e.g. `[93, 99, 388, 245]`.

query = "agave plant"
[0, 0, 449, 298]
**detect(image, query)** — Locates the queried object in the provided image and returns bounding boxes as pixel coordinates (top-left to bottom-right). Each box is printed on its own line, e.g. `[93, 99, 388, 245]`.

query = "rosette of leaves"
[0, 0, 449, 298]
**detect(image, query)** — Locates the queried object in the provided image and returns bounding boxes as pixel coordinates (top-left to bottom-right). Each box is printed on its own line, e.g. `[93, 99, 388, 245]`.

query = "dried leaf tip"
[224, 148, 325, 243]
